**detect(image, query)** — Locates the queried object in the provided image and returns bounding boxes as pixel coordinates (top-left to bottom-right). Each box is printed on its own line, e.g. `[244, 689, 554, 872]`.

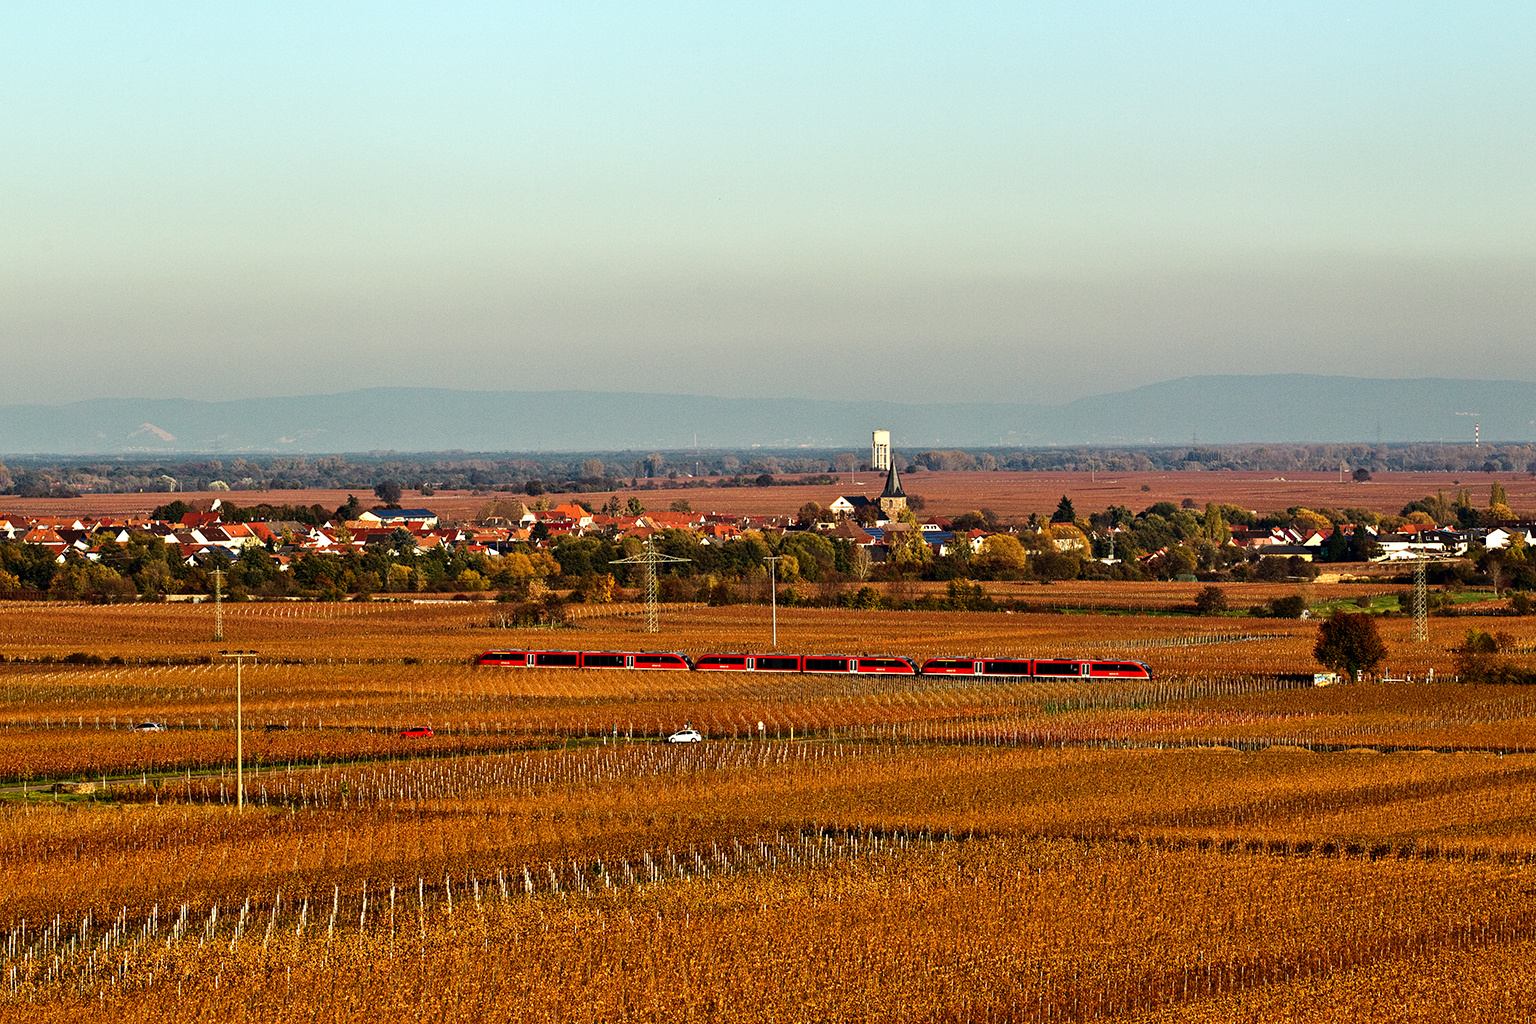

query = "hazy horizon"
[4, 5, 1533, 407]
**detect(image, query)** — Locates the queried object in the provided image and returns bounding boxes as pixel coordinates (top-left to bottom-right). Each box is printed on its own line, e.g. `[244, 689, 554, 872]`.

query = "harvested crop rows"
[5, 601, 1536, 1020]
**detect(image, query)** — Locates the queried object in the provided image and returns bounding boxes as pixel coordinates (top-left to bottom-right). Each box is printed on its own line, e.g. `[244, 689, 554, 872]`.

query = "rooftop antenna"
[610, 537, 691, 633]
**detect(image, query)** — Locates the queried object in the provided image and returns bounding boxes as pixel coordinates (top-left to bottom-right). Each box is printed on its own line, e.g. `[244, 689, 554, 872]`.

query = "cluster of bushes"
[1454, 629, 1536, 684]
[487, 593, 571, 629]
[0, 653, 215, 666]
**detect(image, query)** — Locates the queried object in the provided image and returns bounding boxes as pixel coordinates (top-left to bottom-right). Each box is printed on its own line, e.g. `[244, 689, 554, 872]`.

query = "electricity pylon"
[1413, 556, 1428, 644]
[611, 536, 691, 633]
[209, 568, 226, 641]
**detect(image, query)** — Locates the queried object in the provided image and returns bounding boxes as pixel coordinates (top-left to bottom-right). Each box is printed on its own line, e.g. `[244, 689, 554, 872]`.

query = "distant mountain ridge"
[0, 375, 1531, 455]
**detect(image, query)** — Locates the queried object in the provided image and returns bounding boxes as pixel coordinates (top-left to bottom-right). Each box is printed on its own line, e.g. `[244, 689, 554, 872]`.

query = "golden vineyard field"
[4, 598, 1536, 1021]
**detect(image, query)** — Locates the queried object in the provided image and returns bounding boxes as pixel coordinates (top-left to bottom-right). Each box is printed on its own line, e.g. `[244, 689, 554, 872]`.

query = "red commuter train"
[475, 649, 1152, 679]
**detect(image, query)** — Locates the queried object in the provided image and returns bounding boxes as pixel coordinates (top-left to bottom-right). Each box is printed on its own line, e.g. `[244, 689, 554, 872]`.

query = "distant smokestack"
[1476, 423, 1480, 448]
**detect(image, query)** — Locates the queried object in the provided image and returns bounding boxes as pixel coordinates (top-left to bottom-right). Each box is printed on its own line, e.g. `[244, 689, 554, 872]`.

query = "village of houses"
[3, 446, 1534, 602]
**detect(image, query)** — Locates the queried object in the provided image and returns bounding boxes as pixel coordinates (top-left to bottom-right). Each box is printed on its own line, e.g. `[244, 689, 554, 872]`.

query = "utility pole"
[610, 537, 691, 633]
[220, 650, 258, 810]
[763, 555, 782, 648]
[209, 568, 226, 641]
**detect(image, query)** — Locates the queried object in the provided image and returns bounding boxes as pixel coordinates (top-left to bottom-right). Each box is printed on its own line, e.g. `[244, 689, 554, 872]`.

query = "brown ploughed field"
[9, 467, 1535, 522]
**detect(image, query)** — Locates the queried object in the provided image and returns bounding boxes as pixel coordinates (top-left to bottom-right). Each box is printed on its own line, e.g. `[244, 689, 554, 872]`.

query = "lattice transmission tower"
[1412, 557, 1428, 644]
[209, 568, 226, 642]
[611, 537, 691, 633]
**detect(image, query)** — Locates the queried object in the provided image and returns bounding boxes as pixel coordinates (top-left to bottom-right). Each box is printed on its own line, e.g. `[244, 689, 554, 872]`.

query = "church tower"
[878, 458, 907, 517]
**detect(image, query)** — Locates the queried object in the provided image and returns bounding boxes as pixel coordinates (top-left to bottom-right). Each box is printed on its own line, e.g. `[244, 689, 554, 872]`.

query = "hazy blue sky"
[2, 3, 1532, 407]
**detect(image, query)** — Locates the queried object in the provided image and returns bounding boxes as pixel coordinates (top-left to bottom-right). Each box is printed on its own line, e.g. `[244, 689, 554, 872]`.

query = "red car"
[399, 726, 434, 738]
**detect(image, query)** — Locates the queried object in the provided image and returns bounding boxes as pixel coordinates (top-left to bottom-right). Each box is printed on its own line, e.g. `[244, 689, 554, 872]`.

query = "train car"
[919, 657, 1036, 677]
[693, 653, 916, 675]
[917, 657, 1153, 680]
[693, 654, 802, 672]
[476, 649, 691, 670]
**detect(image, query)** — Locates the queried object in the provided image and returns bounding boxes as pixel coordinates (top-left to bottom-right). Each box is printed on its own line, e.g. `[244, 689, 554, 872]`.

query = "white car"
[666, 728, 703, 744]
[133, 722, 167, 732]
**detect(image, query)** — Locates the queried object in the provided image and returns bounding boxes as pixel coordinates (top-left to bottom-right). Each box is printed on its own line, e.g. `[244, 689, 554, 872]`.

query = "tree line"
[5, 440, 1534, 497]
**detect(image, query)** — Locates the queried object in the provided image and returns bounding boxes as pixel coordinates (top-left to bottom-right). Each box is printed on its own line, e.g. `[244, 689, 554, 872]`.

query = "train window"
[479, 652, 526, 665]
[697, 655, 748, 668]
[534, 652, 580, 667]
[922, 659, 975, 672]
[1033, 661, 1081, 676]
[582, 653, 627, 668]
[634, 654, 686, 668]
[754, 656, 800, 672]
[1091, 662, 1145, 675]
[803, 657, 850, 673]
[982, 660, 1032, 676]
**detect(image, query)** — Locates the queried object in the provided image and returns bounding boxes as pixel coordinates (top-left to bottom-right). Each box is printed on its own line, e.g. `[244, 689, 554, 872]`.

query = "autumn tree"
[889, 509, 933, 570]
[1201, 503, 1230, 543]
[974, 534, 1028, 579]
[1291, 508, 1332, 534]
[1485, 480, 1516, 524]
[1314, 611, 1388, 682]
[1194, 585, 1228, 616]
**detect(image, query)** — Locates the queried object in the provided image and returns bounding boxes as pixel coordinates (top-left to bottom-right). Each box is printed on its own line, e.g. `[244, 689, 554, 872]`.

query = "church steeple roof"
[880, 460, 905, 500]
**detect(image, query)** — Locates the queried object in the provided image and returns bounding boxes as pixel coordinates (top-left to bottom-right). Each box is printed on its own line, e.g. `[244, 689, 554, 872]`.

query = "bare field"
[8, 467, 1534, 522]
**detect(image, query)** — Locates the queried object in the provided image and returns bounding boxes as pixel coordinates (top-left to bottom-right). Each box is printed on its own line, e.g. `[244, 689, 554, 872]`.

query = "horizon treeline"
[1, 441, 1534, 498]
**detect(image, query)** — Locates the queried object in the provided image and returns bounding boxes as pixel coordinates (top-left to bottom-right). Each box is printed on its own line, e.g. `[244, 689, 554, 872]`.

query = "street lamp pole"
[220, 650, 258, 810]
[763, 556, 782, 649]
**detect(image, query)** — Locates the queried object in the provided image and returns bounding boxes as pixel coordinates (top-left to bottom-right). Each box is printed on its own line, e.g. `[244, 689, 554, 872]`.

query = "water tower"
[871, 430, 891, 471]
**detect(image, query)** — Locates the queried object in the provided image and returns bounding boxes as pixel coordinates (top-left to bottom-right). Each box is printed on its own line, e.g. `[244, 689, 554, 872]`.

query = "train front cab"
[920, 657, 981, 676]
[1085, 660, 1153, 680]
[477, 650, 534, 667]
[695, 654, 753, 672]
[853, 656, 917, 675]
